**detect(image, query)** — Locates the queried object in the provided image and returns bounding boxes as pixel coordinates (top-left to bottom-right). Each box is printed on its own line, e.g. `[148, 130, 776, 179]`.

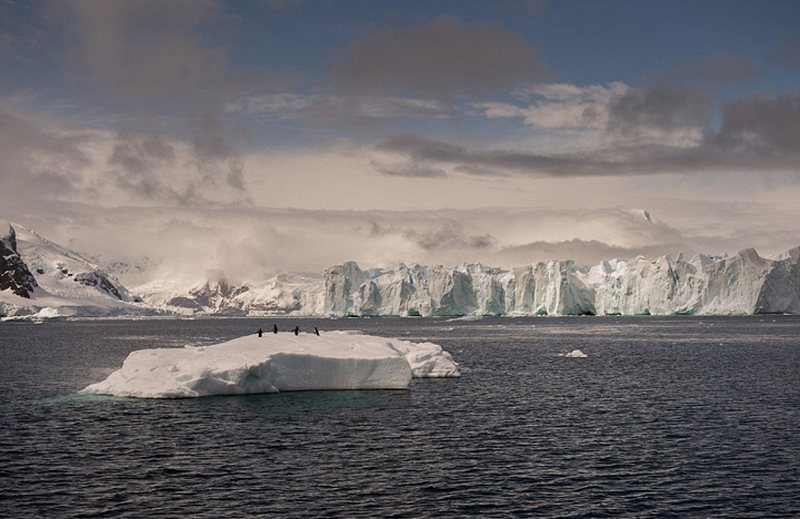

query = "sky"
[1, 0, 799, 284]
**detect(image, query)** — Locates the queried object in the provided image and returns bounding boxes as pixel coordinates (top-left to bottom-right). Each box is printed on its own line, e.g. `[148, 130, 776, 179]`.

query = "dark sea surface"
[1, 316, 799, 518]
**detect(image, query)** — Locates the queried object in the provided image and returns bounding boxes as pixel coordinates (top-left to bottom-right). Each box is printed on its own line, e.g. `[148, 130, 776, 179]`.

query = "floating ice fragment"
[82, 331, 460, 398]
[560, 349, 588, 358]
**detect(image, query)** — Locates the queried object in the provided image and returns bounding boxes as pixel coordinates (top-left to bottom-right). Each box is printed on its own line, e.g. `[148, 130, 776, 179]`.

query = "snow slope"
[82, 331, 460, 398]
[0, 223, 158, 318]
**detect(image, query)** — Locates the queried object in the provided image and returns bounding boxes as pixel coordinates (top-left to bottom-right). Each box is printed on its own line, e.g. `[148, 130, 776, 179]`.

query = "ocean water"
[1, 316, 799, 518]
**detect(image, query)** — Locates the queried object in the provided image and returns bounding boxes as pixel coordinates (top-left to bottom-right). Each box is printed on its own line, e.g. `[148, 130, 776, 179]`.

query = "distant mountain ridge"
[2, 222, 799, 319]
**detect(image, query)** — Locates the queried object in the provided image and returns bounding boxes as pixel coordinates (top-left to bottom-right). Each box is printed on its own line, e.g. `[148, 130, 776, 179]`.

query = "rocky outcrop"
[0, 225, 38, 298]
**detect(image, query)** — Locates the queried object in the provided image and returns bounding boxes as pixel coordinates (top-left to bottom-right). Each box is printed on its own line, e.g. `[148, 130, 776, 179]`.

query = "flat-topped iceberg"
[82, 331, 460, 398]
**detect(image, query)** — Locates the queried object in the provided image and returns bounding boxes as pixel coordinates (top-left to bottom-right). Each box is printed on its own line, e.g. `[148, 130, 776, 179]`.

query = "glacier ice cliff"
[315, 248, 800, 317]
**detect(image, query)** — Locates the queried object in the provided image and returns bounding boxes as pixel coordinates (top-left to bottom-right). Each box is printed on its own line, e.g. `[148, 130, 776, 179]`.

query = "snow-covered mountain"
[0, 223, 160, 319]
[132, 273, 325, 316]
[2, 221, 799, 318]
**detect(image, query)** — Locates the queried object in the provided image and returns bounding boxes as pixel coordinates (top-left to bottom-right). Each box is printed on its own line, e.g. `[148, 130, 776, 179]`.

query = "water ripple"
[1, 316, 799, 517]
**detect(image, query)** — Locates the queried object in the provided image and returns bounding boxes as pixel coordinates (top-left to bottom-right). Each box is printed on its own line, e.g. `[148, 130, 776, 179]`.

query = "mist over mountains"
[2, 221, 798, 320]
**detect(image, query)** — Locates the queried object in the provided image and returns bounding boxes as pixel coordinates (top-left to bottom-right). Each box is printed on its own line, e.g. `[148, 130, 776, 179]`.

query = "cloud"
[606, 83, 712, 134]
[472, 81, 712, 143]
[227, 93, 451, 120]
[51, 0, 284, 106]
[0, 108, 251, 208]
[715, 93, 800, 154]
[0, 109, 94, 205]
[497, 239, 691, 267]
[656, 54, 757, 86]
[371, 160, 447, 179]
[8, 201, 799, 288]
[55, 0, 230, 103]
[332, 16, 543, 98]
[474, 82, 627, 129]
[366, 220, 496, 252]
[105, 125, 251, 206]
[374, 135, 626, 177]
[376, 92, 800, 179]
[37, 1, 270, 207]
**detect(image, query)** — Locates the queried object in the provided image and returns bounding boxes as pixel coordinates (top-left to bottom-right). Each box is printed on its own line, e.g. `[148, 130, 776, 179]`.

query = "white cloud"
[226, 93, 451, 119]
[475, 82, 629, 129]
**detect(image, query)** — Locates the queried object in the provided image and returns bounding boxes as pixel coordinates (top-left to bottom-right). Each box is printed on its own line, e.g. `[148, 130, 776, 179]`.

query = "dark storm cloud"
[109, 133, 175, 175]
[607, 83, 712, 134]
[108, 132, 178, 200]
[376, 93, 800, 178]
[107, 124, 251, 206]
[188, 115, 247, 192]
[332, 16, 543, 98]
[376, 135, 623, 177]
[715, 94, 800, 154]
[366, 220, 496, 251]
[406, 223, 496, 251]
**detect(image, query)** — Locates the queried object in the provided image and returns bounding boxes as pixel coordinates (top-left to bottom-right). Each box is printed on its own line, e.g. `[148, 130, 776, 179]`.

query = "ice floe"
[82, 331, 460, 398]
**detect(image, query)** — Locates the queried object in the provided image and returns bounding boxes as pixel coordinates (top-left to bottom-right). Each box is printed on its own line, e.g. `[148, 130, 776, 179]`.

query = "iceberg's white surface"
[82, 331, 460, 398]
[561, 349, 588, 358]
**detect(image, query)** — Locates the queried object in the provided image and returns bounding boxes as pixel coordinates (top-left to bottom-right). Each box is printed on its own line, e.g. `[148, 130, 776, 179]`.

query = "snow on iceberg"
[82, 331, 460, 398]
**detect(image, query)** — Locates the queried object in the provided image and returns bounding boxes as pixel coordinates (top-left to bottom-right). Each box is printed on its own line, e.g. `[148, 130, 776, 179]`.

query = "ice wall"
[319, 246, 800, 317]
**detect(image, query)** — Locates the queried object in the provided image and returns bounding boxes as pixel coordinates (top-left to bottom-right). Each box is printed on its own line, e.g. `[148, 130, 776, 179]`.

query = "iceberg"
[81, 331, 460, 398]
[561, 349, 588, 358]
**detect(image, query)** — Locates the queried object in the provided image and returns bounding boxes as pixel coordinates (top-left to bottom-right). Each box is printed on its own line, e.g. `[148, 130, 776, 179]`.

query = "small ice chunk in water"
[560, 349, 588, 358]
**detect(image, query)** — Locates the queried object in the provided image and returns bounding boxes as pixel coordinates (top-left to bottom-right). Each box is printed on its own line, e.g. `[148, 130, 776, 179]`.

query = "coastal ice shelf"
[82, 331, 461, 398]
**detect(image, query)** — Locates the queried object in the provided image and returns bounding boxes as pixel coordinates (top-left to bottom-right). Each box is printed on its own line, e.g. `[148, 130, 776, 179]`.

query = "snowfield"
[81, 331, 461, 398]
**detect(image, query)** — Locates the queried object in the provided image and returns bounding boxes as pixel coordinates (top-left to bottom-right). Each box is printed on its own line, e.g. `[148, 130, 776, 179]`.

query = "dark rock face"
[0, 225, 38, 298]
[73, 271, 124, 300]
